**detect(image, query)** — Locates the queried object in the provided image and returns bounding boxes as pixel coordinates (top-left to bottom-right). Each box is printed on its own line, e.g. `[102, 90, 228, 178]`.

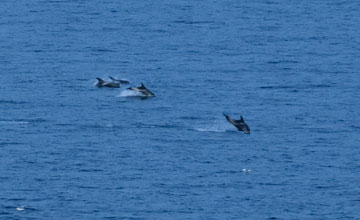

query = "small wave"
[179, 116, 201, 120]
[0, 142, 23, 146]
[0, 100, 27, 104]
[78, 169, 103, 173]
[267, 60, 299, 64]
[260, 85, 296, 89]
[0, 211, 11, 215]
[91, 48, 116, 52]
[0, 120, 29, 125]
[79, 123, 124, 130]
[351, 125, 360, 130]
[309, 84, 333, 88]
[260, 84, 333, 90]
[172, 20, 215, 25]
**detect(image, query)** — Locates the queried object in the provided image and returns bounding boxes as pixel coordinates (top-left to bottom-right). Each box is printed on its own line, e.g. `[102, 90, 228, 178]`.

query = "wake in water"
[116, 88, 154, 99]
[194, 118, 233, 133]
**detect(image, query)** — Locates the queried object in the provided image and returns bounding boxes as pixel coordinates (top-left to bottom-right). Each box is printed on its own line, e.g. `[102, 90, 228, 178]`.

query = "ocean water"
[1, 0, 359, 219]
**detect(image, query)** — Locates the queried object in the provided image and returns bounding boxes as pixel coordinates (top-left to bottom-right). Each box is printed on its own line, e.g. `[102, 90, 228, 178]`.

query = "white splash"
[117, 90, 143, 97]
[92, 80, 99, 87]
[242, 168, 252, 174]
[195, 119, 231, 133]
[16, 206, 25, 211]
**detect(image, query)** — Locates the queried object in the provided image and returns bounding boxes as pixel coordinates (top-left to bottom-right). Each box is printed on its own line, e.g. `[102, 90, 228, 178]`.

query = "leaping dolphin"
[95, 78, 120, 88]
[223, 113, 250, 134]
[127, 83, 155, 97]
[109, 76, 130, 84]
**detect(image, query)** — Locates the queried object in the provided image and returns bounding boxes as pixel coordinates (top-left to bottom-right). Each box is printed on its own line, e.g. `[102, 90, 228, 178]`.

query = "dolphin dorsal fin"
[96, 78, 104, 82]
[240, 116, 244, 122]
[109, 76, 116, 81]
[140, 83, 146, 89]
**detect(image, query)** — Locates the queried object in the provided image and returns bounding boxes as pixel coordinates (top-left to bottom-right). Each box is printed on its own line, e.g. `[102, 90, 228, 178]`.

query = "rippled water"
[1, 0, 359, 219]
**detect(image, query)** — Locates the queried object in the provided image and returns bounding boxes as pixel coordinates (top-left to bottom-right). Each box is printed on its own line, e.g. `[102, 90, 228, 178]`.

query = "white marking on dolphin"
[126, 83, 155, 97]
[95, 77, 120, 88]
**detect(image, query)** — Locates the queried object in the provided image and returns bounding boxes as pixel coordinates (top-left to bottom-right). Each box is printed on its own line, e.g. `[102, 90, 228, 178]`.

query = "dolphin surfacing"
[127, 83, 155, 97]
[109, 76, 130, 84]
[95, 77, 120, 88]
[223, 113, 250, 134]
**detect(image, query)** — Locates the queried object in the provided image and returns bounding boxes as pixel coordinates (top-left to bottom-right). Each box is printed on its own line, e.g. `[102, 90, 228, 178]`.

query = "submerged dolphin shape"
[95, 78, 120, 88]
[127, 83, 155, 97]
[223, 113, 250, 134]
[109, 76, 130, 84]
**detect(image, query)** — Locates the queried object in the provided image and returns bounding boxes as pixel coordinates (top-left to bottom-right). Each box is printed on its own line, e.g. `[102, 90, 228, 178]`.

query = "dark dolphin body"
[127, 83, 155, 97]
[223, 113, 250, 134]
[95, 78, 120, 88]
[109, 76, 130, 84]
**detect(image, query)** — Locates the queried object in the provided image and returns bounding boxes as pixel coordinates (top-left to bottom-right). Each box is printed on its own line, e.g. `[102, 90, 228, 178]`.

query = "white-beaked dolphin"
[127, 83, 155, 97]
[223, 113, 250, 134]
[95, 77, 120, 88]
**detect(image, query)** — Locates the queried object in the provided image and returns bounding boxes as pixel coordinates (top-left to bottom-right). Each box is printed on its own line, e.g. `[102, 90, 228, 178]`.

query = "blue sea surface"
[1, 0, 359, 219]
